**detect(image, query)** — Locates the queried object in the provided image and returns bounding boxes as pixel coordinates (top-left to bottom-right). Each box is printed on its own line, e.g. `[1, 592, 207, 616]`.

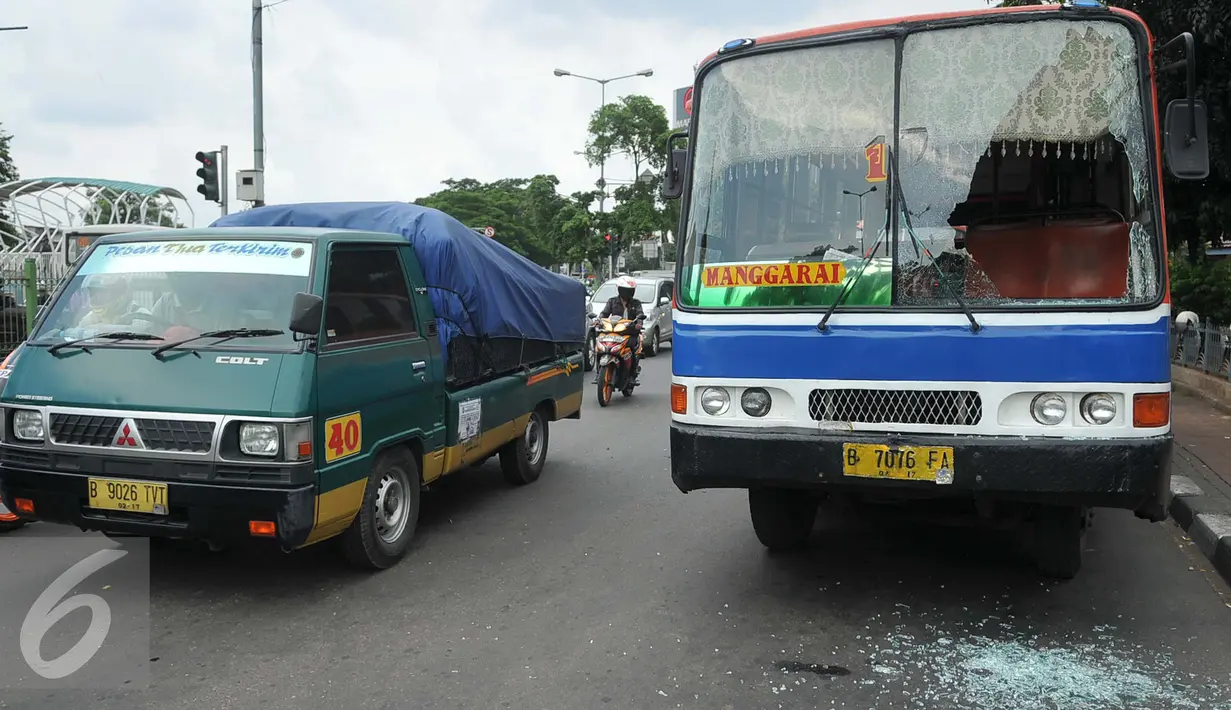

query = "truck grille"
[808, 388, 983, 427]
[49, 414, 216, 453]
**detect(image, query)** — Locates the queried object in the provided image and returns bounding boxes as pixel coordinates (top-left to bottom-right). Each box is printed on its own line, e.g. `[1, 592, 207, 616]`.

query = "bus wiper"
[895, 173, 981, 334]
[152, 328, 284, 359]
[817, 232, 888, 332]
[47, 331, 164, 356]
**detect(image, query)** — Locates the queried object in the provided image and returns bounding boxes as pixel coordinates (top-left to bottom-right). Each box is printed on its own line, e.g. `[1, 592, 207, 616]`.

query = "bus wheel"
[343, 448, 421, 570]
[500, 407, 548, 485]
[749, 488, 817, 552]
[1034, 505, 1084, 580]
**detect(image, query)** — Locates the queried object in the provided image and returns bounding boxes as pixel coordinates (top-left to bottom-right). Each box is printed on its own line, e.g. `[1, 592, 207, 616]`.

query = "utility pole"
[219, 145, 229, 216]
[251, 0, 265, 207]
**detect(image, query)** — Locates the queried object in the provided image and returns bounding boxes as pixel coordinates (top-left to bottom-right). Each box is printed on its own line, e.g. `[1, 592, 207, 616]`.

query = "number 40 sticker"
[325, 412, 362, 463]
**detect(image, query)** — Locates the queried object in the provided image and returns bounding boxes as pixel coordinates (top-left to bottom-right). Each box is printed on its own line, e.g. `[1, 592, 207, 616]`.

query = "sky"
[0, 0, 989, 228]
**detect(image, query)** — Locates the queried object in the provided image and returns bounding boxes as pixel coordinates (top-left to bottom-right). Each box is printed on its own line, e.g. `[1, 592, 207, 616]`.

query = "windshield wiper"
[152, 328, 284, 359]
[47, 331, 164, 356]
[895, 169, 981, 334]
[816, 233, 888, 332]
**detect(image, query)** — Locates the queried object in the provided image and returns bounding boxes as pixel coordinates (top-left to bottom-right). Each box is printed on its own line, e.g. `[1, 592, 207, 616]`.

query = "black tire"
[749, 488, 818, 552]
[499, 407, 548, 485]
[342, 448, 421, 570]
[1035, 505, 1084, 580]
[644, 327, 659, 357]
[597, 365, 614, 407]
[583, 335, 595, 372]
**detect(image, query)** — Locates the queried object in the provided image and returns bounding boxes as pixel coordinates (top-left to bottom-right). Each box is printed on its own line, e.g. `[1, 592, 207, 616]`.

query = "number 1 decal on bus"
[325, 412, 362, 463]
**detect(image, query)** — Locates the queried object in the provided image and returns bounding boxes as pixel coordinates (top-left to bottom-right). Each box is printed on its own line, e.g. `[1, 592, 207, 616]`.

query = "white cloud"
[0, 0, 986, 227]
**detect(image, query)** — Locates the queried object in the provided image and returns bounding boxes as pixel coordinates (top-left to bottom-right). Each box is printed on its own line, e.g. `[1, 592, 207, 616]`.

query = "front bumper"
[0, 453, 315, 546]
[670, 423, 1171, 518]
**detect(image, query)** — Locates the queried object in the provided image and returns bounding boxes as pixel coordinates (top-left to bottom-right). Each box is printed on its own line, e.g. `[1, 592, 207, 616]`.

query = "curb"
[1168, 475, 1231, 587]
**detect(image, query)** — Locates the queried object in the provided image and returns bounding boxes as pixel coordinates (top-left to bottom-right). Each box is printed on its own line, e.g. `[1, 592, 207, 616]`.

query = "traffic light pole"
[219, 144, 229, 217]
[251, 0, 265, 207]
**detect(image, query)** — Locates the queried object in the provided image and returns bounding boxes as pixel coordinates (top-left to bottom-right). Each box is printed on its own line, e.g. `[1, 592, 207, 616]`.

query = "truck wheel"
[1035, 505, 1084, 580]
[749, 488, 817, 552]
[500, 407, 548, 485]
[342, 448, 421, 570]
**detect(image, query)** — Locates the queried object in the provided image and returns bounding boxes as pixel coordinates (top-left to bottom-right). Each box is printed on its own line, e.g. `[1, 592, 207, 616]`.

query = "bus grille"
[808, 388, 983, 426]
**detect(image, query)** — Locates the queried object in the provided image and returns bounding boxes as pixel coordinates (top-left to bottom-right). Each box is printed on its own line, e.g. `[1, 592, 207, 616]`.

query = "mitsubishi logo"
[113, 419, 145, 449]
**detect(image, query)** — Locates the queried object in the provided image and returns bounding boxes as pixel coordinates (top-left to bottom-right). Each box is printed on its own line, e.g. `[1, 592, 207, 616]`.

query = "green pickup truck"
[0, 202, 586, 568]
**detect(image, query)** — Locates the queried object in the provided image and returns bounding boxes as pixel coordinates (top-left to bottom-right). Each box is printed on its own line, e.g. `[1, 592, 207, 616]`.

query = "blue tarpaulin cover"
[209, 202, 586, 363]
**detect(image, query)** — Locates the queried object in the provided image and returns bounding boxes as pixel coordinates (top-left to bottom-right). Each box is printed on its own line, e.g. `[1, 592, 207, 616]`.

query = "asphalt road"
[2, 348, 1231, 709]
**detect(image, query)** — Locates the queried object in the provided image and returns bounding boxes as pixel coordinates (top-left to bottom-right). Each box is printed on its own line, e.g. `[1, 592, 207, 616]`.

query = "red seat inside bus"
[964, 219, 1130, 300]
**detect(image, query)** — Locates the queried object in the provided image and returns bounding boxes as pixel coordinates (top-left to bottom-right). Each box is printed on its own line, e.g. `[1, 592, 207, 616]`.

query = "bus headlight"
[700, 387, 730, 416]
[1080, 393, 1116, 425]
[1030, 393, 1066, 426]
[740, 388, 771, 417]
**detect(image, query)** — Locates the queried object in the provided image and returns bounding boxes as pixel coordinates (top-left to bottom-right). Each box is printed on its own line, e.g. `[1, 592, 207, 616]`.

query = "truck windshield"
[679, 18, 1158, 310]
[30, 239, 313, 350]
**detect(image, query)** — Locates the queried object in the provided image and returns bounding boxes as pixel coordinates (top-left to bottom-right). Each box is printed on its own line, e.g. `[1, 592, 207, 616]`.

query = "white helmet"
[616, 276, 636, 300]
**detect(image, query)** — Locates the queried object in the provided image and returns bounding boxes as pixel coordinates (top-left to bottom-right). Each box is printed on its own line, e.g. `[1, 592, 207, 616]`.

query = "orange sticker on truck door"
[324, 412, 362, 463]
[701, 261, 847, 288]
[865, 142, 888, 182]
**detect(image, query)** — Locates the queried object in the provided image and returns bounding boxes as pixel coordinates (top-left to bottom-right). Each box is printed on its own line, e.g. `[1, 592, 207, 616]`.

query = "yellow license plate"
[87, 478, 169, 515]
[842, 443, 955, 483]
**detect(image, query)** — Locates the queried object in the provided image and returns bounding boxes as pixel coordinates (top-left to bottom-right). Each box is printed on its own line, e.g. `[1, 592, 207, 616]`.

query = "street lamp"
[0, 26, 29, 31]
[554, 67, 654, 278]
[842, 186, 878, 254]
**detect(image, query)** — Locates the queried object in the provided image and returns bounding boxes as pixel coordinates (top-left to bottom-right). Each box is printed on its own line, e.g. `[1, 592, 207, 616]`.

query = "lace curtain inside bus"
[896, 20, 1156, 305]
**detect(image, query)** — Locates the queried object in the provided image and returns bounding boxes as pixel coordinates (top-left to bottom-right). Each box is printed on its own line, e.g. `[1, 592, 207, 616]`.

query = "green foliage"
[82, 189, 184, 228]
[1170, 255, 1231, 324]
[0, 123, 19, 245]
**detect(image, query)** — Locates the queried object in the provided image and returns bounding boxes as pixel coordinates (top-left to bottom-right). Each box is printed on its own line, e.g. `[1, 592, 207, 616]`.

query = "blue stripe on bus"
[671, 317, 1171, 383]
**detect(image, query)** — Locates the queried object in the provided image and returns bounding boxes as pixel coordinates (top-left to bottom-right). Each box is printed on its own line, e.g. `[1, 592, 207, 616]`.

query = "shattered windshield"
[894, 20, 1157, 307]
[679, 19, 1158, 310]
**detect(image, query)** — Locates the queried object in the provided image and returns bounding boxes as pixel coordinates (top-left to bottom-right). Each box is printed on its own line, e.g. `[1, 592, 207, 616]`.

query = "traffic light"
[195, 150, 220, 203]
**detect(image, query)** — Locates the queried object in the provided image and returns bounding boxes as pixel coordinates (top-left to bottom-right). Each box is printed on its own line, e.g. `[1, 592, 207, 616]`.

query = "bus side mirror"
[660, 131, 689, 200]
[1163, 98, 1209, 181]
[288, 292, 323, 336]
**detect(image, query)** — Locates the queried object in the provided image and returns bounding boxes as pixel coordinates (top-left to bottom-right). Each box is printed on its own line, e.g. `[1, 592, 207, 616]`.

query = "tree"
[0, 123, 20, 246]
[82, 189, 184, 228]
[413, 177, 558, 265]
[585, 95, 675, 264]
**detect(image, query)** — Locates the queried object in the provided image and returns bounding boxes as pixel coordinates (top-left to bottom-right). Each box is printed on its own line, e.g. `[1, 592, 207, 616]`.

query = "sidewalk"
[1169, 386, 1231, 588]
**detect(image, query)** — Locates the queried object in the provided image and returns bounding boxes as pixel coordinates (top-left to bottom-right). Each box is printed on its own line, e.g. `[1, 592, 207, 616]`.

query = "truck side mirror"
[1163, 98, 1209, 181]
[660, 131, 689, 200]
[288, 292, 324, 336]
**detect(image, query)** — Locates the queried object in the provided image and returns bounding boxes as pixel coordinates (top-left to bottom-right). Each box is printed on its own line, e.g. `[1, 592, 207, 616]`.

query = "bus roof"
[698, 4, 1144, 69]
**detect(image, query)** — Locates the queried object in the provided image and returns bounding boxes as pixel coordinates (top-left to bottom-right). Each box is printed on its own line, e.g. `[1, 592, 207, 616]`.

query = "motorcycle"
[594, 313, 645, 407]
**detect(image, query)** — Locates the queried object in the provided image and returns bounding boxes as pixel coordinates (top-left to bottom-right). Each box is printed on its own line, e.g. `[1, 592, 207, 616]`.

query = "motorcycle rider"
[594, 275, 644, 385]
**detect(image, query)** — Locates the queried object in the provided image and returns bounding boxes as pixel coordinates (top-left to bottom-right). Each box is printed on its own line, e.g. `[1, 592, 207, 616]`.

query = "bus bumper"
[670, 423, 1171, 520]
[0, 464, 316, 548]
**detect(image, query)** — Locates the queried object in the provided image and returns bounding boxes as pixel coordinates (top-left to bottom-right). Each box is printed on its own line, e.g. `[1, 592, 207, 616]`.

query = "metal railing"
[0, 258, 57, 357]
[1171, 321, 1231, 380]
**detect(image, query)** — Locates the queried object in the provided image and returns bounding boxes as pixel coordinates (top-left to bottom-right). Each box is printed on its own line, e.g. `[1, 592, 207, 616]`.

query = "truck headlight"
[1080, 393, 1116, 425]
[239, 423, 279, 457]
[1030, 393, 1066, 426]
[700, 387, 730, 416]
[12, 409, 44, 441]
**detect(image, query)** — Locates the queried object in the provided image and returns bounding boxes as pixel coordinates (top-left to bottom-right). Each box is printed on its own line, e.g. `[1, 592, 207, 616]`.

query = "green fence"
[0, 258, 57, 357]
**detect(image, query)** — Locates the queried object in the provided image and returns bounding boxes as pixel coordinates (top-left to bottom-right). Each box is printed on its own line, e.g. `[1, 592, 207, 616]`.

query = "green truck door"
[309, 243, 439, 544]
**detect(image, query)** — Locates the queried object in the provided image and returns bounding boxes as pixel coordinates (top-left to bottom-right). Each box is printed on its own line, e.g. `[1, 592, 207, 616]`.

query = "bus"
[660, 1, 1210, 579]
